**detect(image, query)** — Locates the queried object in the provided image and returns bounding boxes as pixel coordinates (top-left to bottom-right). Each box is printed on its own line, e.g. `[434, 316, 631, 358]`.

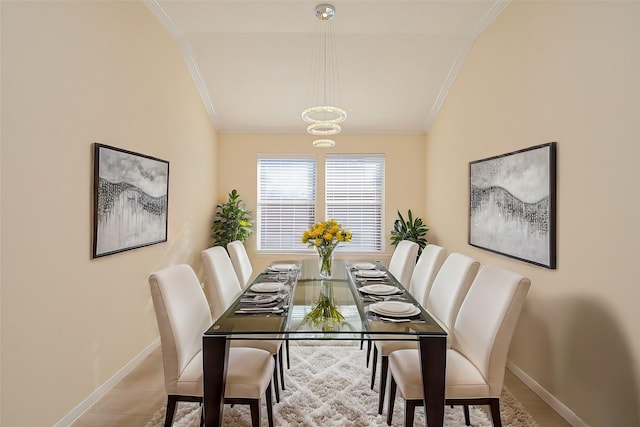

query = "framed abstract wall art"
[469, 142, 557, 269]
[92, 144, 169, 258]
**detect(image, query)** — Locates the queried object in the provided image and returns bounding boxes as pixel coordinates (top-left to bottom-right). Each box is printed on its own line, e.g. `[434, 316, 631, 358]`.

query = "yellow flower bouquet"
[301, 220, 352, 278]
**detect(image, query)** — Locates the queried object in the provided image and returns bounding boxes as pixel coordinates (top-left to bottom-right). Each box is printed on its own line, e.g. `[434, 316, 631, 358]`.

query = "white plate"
[356, 269, 387, 278]
[253, 295, 279, 304]
[269, 263, 298, 272]
[250, 282, 285, 293]
[358, 284, 401, 296]
[369, 302, 420, 318]
[353, 262, 376, 270]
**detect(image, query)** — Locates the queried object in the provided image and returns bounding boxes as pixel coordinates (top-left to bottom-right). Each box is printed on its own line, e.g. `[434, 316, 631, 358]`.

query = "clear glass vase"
[303, 280, 345, 333]
[317, 244, 336, 279]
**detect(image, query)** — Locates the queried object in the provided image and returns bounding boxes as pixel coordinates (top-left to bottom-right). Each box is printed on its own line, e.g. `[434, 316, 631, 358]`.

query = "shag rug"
[147, 342, 538, 426]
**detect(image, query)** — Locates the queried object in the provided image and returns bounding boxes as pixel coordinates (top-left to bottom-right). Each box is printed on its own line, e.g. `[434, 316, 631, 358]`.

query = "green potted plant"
[211, 189, 253, 248]
[390, 209, 429, 255]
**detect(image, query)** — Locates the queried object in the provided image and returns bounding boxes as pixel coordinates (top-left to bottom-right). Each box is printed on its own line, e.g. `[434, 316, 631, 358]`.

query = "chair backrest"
[227, 240, 253, 289]
[452, 265, 531, 395]
[149, 264, 212, 393]
[201, 246, 243, 320]
[388, 240, 419, 287]
[426, 253, 479, 336]
[408, 244, 446, 306]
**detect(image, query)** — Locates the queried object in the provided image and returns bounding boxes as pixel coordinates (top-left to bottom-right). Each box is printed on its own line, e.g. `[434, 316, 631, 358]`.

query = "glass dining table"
[202, 258, 447, 426]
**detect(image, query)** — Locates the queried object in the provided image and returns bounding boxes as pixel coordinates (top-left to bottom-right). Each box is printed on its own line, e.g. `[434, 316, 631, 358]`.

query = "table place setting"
[366, 301, 423, 323]
[355, 269, 387, 278]
[234, 283, 291, 315]
[351, 262, 377, 270]
[250, 282, 286, 293]
[267, 263, 299, 272]
[358, 284, 402, 296]
[358, 284, 406, 302]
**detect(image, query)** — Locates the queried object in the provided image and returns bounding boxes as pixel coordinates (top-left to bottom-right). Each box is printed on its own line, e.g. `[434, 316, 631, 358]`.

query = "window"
[257, 157, 316, 251]
[326, 154, 384, 252]
[257, 154, 384, 253]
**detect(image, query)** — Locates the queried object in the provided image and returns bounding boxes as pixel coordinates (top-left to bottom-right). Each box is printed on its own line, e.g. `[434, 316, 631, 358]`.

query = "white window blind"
[326, 154, 384, 252]
[257, 157, 316, 251]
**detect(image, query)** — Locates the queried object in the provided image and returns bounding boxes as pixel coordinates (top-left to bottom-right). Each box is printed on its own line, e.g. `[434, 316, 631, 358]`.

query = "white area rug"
[147, 343, 538, 426]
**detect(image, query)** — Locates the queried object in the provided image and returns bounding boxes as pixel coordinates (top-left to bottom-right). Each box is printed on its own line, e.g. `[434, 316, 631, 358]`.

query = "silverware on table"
[235, 307, 284, 314]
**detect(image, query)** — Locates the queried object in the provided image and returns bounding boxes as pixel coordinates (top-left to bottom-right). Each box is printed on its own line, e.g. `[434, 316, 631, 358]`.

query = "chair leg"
[366, 339, 372, 367]
[272, 354, 280, 403]
[463, 404, 471, 425]
[165, 395, 178, 427]
[377, 355, 388, 414]
[386, 376, 397, 426]
[249, 400, 261, 427]
[279, 347, 286, 390]
[489, 398, 503, 427]
[265, 381, 274, 427]
[286, 340, 290, 369]
[370, 346, 378, 389]
[405, 400, 417, 427]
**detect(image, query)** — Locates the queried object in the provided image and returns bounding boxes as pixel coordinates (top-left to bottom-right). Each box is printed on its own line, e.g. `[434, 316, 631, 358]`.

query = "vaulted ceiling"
[146, 0, 507, 135]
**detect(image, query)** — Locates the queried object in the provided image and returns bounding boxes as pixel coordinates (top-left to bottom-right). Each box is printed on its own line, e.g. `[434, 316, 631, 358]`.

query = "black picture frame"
[92, 144, 169, 258]
[469, 142, 557, 269]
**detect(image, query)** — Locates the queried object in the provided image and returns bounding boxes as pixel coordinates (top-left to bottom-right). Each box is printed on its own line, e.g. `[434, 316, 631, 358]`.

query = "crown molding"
[424, 0, 511, 132]
[144, 0, 219, 128]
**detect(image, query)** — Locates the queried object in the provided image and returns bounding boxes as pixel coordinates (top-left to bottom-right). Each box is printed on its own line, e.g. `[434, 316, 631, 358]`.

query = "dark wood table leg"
[419, 335, 446, 426]
[203, 335, 229, 427]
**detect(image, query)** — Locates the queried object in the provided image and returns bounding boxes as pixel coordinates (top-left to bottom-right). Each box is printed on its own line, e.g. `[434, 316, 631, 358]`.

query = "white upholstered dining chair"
[372, 252, 479, 414]
[201, 246, 243, 321]
[424, 253, 480, 336]
[407, 244, 447, 306]
[387, 240, 419, 287]
[227, 240, 254, 289]
[201, 246, 285, 401]
[386, 264, 531, 427]
[148, 264, 275, 427]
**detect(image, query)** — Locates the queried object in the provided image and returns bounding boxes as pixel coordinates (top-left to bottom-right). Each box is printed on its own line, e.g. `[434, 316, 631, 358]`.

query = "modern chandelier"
[302, 4, 346, 148]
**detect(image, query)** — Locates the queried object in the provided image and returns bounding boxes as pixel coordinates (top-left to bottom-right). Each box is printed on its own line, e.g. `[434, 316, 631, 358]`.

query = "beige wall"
[3, 0, 639, 425]
[217, 134, 426, 273]
[425, 1, 640, 425]
[1, 2, 217, 425]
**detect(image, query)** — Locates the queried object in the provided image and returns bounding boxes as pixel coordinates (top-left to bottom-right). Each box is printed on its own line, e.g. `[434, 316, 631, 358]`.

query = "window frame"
[325, 154, 385, 253]
[256, 155, 317, 253]
[256, 153, 385, 254]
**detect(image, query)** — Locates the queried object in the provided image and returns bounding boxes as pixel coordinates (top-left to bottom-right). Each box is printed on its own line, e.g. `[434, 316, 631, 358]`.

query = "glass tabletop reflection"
[205, 258, 445, 341]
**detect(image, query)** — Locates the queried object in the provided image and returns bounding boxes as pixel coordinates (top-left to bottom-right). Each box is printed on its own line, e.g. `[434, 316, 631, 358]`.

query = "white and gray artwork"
[93, 145, 169, 257]
[469, 143, 556, 268]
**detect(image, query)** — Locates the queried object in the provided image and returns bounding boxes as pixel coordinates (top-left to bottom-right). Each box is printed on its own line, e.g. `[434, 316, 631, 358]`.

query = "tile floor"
[70, 346, 571, 426]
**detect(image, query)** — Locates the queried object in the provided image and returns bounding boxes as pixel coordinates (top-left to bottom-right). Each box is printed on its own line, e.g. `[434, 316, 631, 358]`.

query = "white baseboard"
[54, 338, 161, 427]
[507, 360, 588, 427]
